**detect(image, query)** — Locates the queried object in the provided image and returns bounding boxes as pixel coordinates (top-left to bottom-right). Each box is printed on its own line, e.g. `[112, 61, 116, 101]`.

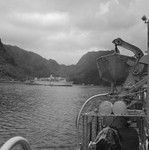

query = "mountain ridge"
[0, 39, 113, 84]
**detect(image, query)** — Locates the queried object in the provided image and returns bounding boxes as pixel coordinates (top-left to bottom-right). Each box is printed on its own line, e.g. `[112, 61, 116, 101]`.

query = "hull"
[29, 80, 73, 86]
[97, 53, 134, 84]
[50, 81, 73, 86]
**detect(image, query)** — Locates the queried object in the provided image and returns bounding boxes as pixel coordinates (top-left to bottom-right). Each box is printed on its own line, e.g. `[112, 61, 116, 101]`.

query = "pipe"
[0, 136, 31, 150]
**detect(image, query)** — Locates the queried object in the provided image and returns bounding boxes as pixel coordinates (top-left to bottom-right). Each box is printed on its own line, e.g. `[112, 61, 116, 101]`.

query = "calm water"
[0, 83, 108, 149]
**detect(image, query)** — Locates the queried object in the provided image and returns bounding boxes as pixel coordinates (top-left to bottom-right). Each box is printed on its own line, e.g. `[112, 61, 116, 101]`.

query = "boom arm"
[112, 38, 144, 60]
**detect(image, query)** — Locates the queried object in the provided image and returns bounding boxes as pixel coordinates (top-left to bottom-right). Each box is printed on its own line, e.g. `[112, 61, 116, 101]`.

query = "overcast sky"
[0, 0, 149, 65]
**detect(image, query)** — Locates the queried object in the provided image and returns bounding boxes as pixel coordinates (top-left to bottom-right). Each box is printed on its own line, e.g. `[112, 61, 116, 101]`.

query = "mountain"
[64, 51, 114, 85]
[4, 45, 61, 79]
[48, 59, 60, 75]
[0, 39, 60, 80]
[0, 39, 114, 84]
[0, 39, 21, 80]
[0, 39, 15, 65]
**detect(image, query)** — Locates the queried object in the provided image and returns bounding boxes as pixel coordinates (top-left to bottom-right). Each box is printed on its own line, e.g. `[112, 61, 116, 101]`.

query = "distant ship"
[50, 79, 73, 86]
[26, 75, 73, 86]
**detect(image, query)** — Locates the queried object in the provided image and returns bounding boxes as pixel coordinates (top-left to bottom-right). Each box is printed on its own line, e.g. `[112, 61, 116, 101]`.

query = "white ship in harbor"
[28, 75, 73, 86]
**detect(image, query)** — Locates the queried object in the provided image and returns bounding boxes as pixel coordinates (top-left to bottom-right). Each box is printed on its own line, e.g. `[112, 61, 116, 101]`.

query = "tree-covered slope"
[0, 39, 116, 85]
[4, 45, 60, 79]
[65, 51, 114, 85]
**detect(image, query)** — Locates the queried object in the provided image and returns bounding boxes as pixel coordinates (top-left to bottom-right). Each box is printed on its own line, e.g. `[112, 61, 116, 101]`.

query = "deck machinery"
[76, 38, 149, 150]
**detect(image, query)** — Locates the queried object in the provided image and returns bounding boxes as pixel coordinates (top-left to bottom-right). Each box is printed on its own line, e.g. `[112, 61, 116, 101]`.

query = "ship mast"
[142, 15, 149, 123]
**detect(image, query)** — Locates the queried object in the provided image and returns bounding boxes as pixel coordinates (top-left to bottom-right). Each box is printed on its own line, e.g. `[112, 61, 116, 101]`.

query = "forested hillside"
[0, 39, 114, 85]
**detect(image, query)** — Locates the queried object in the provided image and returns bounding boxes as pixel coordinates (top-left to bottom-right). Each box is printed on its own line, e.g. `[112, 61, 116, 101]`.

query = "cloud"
[9, 12, 69, 29]
[0, 0, 148, 64]
[98, 2, 110, 15]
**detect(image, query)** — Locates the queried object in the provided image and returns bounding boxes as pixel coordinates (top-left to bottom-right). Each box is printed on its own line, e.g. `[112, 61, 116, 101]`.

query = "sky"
[0, 0, 149, 65]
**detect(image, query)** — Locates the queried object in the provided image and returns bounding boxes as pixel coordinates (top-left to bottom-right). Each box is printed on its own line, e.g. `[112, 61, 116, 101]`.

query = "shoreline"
[0, 80, 73, 87]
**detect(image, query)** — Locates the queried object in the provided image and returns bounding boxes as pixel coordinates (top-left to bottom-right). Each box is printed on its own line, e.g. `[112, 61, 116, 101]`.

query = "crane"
[112, 38, 144, 60]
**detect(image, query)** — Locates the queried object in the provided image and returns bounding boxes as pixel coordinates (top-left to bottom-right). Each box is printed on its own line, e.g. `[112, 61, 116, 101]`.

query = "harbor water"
[0, 83, 108, 149]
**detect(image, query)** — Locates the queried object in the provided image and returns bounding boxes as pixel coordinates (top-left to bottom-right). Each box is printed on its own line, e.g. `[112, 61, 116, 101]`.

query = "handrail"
[76, 93, 109, 128]
[0, 136, 31, 150]
[76, 93, 109, 150]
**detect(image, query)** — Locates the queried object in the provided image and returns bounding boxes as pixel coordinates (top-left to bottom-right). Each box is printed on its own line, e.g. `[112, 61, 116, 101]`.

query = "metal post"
[147, 21, 149, 124]
[142, 15, 149, 123]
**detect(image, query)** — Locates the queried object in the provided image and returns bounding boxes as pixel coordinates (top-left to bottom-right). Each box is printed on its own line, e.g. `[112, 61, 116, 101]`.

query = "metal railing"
[76, 93, 109, 128]
[0, 136, 31, 150]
